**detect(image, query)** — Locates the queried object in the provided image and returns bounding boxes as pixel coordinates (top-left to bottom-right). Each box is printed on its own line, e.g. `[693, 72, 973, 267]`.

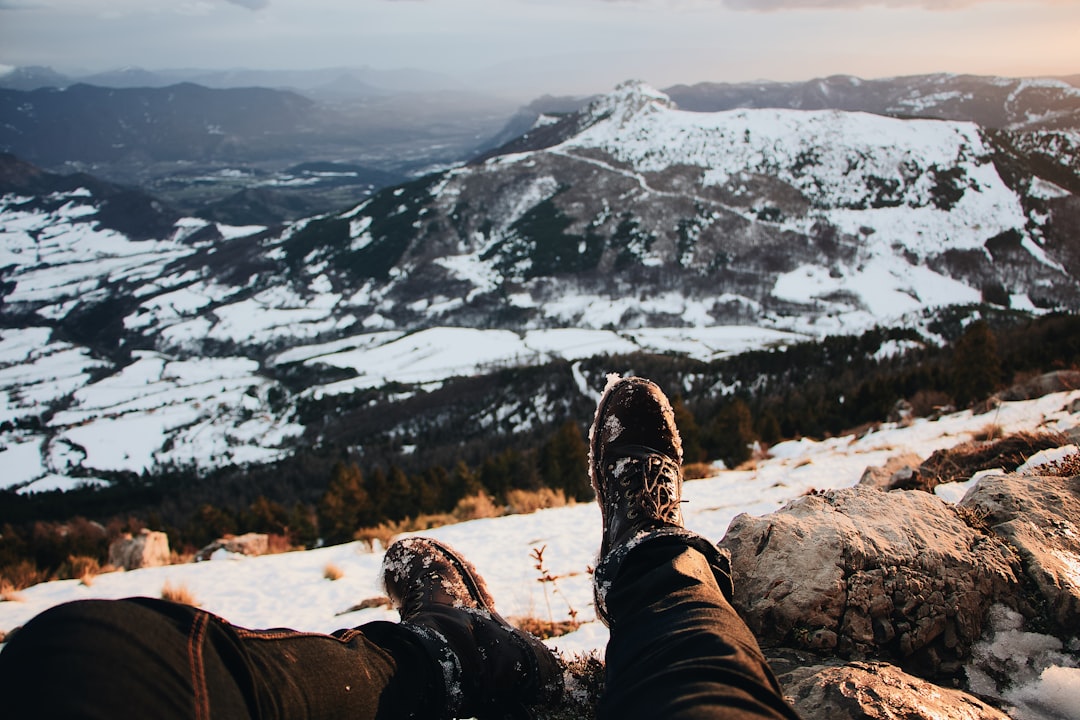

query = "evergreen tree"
[539, 420, 591, 500]
[386, 465, 417, 520]
[317, 462, 372, 545]
[707, 398, 757, 469]
[951, 320, 1002, 406]
[671, 396, 706, 463]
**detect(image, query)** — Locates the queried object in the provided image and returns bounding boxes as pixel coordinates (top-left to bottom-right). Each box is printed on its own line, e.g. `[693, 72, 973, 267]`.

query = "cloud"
[224, 0, 268, 8]
[722, 0, 993, 9]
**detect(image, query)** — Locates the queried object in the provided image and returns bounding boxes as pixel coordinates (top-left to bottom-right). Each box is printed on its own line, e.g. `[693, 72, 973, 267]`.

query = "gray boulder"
[781, 660, 1010, 720]
[107, 529, 170, 570]
[719, 485, 1024, 677]
[960, 473, 1080, 632]
[195, 532, 270, 561]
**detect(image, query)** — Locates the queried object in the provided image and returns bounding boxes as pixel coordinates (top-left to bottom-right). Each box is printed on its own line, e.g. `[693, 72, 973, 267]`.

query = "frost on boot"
[382, 537, 563, 719]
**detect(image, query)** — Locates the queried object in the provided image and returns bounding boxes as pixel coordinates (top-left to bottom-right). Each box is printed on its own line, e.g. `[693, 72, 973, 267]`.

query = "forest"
[2, 309, 1078, 590]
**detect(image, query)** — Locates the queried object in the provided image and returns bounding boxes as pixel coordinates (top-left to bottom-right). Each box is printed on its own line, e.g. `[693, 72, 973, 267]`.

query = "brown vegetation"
[918, 430, 1070, 488]
[161, 581, 198, 606]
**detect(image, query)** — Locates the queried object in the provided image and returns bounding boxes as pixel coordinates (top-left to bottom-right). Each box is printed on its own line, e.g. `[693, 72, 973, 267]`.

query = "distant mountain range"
[0, 77, 1078, 492]
[0, 65, 464, 97]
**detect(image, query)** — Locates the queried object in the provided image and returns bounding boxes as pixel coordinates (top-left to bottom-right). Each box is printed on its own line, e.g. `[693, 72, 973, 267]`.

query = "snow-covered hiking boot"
[380, 536, 563, 719]
[589, 374, 692, 624]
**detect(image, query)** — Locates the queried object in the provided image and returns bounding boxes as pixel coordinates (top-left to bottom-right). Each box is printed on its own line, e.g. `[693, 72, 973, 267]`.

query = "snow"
[3, 388, 1077, 714]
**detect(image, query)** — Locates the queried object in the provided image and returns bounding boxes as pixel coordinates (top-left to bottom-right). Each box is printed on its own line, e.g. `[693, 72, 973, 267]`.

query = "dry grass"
[453, 492, 502, 521]
[354, 513, 459, 552]
[510, 615, 583, 640]
[1, 559, 47, 592]
[506, 488, 569, 515]
[323, 563, 344, 581]
[354, 523, 399, 552]
[683, 462, 717, 480]
[336, 596, 392, 616]
[1, 581, 25, 602]
[973, 423, 1005, 442]
[161, 581, 198, 606]
[919, 429, 1069, 488]
[1029, 449, 1080, 478]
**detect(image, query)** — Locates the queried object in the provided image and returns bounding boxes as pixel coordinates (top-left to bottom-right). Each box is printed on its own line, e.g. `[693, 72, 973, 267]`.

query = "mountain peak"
[584, 80, 675, 125]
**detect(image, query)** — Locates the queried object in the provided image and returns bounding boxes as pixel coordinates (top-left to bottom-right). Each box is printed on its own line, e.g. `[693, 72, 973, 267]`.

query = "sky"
[1, 0, 1079, 98]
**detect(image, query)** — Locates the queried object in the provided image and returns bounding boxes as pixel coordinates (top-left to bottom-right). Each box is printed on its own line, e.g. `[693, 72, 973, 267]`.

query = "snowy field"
[3, 388, 1078, 718]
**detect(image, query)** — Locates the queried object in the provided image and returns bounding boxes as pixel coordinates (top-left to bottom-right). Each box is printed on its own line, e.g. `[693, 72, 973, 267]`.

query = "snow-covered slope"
[3, 389, 1078, 718]
[1, 81, 1078, 489]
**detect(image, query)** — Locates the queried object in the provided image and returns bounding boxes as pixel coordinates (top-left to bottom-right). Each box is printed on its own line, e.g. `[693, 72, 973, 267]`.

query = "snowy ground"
[2, 389, 1079, 718]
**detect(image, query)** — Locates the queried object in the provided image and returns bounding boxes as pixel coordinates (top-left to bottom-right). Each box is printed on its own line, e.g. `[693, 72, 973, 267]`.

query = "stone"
[782, 661, 1010, 720]
[107, 529, 170, 570]
[195, 532, 270, 561]
[857, 452, 923, 490]
[993, 371, 1080, 402]
[719, 485, 1023, 677]
[960, 474, 1080, 632]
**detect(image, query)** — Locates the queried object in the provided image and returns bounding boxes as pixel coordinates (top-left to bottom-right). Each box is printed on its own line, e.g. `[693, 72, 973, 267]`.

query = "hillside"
[2, 387, 1078, 719]
[1, 79, 1079, 499]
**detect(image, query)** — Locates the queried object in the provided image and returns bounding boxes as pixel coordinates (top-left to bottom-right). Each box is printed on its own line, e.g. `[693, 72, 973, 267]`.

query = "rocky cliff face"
[720, 435, 1080, 720]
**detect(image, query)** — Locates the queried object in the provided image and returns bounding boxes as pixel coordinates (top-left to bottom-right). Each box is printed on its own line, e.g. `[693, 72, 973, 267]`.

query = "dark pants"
[0, 538, 798, 720]
[599, 536, 800, 720]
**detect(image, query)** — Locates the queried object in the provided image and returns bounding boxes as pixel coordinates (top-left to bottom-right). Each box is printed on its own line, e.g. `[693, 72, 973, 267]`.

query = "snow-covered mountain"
[1, 81, 1078, 491]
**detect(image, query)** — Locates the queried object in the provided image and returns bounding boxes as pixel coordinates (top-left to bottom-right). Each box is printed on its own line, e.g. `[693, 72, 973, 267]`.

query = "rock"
[994, 371, 1080, 402]
[107, 529, 170, 570]
[719, 486, 1023, 677]
[960, 474, 1080, 632]
[783, 661, 1009, 720]
[195, 532, 270, 561]
[857, 452, 923, 490]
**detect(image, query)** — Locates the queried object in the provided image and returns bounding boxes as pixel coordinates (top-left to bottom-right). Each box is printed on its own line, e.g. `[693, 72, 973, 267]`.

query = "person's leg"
[0, 537, 562, 720]
[0, 596, 405, 720]
[597, 534, 800, 720]
[588, 374, 800, 720]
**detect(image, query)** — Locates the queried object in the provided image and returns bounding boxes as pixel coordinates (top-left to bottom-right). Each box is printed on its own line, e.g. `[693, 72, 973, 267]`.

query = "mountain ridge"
[0, 79, 1078, 492]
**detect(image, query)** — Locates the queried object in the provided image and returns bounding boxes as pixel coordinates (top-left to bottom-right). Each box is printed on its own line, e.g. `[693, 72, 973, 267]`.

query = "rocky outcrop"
[857, 452, 922, 490]
[107, 529, 170, 570]
[719, 486, 1025, 677]
[780, 660, 1010, 720]
[959, 473, 1080, 632]
[195, 532, 270, 561]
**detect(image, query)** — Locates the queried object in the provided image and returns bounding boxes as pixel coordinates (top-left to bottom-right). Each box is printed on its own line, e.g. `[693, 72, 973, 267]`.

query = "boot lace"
[609, 450, 682, 525]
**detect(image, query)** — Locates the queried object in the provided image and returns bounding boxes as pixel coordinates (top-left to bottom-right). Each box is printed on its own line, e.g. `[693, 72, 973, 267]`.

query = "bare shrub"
[506, 488, 568, 515]
[161, 581, 198, 606]
[323, 563, 344, 581]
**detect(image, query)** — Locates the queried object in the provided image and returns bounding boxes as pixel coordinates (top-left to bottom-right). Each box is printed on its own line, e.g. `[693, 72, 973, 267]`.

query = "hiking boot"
[381, 536, 563, 719]
[589, 374, 691, 623]
[590, 374, 685, 558]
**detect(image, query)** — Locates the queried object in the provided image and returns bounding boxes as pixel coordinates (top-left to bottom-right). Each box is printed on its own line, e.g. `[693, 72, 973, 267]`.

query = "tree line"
[3, 310, 1077, 589]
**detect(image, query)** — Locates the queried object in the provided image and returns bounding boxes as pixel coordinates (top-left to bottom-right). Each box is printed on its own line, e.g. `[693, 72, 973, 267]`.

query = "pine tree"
[707, 398, 757, 469]
[539, 420, 591, 500]
[951, 320, 1002, 407]
[317, 462, 372, 545]
[672, 396, 706, 463]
